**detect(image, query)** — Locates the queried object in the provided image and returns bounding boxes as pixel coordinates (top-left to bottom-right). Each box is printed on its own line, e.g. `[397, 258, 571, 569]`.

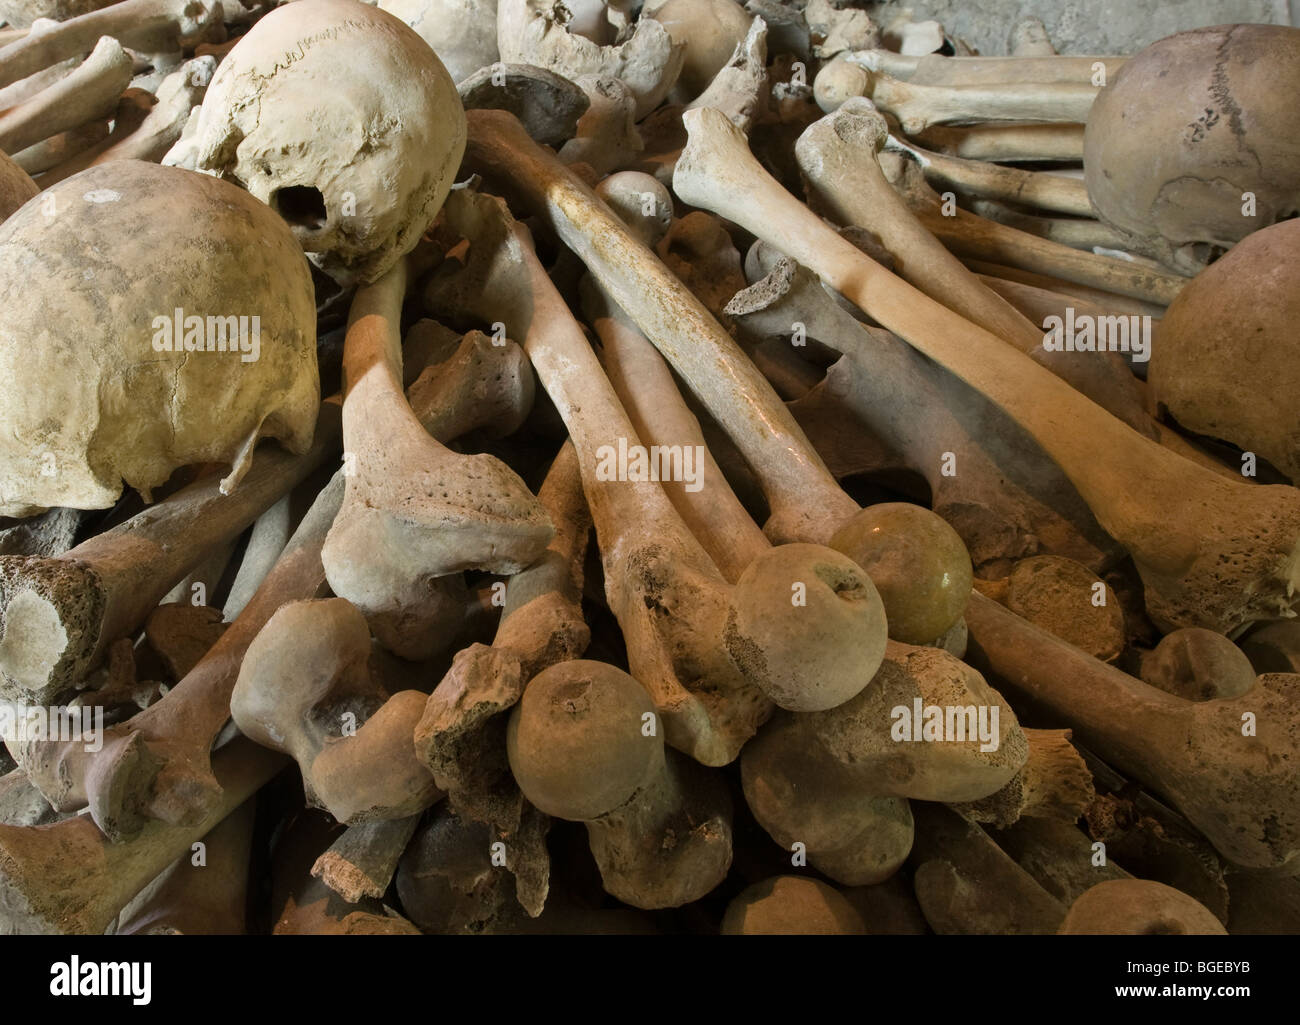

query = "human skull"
[174, 0, 467, 286]
[0, 161, 318, 518]
[1085, 25, 1300, 274]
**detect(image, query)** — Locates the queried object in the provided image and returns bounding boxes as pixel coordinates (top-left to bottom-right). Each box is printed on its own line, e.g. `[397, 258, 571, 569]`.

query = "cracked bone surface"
[965, 591, 1300, 872]
[675, 107, 1300, 635]
[496, 0, 683, 119]
[0, 0, 220, 89]
[0, 35, 132, 156]
[17, 470, 344, 839]
[949, 727, 1094, 828]
[1084, 25, 1300, 274]
[0, 737, 283, 935]
[462, 109, 860, 546]
[811, 55, 1098, 131]
[177, 0, 466, 287]
[0, 402, 339, 706]
[0, 160, 319, 519]
[231, 597, 441, 824]
[1149, 218, 1300, 484]
[427, 187, 885, 756]
[321, 256, 553, 645]
[507, 659, 732, 909]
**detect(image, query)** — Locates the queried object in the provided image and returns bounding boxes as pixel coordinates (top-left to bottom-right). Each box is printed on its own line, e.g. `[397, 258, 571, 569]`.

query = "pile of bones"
[0, 0, 1297, 936]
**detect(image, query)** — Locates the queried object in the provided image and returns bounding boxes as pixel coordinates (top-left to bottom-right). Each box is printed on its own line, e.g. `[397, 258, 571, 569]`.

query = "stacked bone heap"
[0, 0, 1295, 937]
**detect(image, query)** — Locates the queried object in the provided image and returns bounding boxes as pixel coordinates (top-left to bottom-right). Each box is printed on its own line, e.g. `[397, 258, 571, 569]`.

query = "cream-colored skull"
[175, 0, 467, 286]
[0, 161, 318, 518]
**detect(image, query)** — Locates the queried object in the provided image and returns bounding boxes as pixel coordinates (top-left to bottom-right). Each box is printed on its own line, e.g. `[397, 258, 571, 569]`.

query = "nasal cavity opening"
[273, 186, 328, 230]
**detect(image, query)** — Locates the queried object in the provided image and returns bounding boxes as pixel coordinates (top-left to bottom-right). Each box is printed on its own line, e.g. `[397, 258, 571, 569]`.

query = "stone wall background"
[865, 0, 1295, 55]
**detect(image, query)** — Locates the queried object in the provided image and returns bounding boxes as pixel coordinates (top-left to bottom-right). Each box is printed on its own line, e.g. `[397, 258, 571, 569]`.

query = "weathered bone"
[727, 257, 1118, 572]
[1139, 628, 1256, 702]
[0, 35, 131, 156]
[831, 48, 1124, 87]
[231, 597, 442, 824]
[812, 56, 1098, 131]
[969, 200, 1128, 253]
[885, 132, 1094, 218]
[496, 0, 684, 119]
[908, 801, 1067, 934]
[964, 590, 1300, 871]
[18, 470, 344, 840]
[457, 62, 589, 147]
[1058, 878, 1227, 934]
[950, 727, 1094, 827]
[675, 107, 1300, 634]
[321, 256, 553, 644]
[887, 158, 1187, 307]
[427, 187, 885, 757]
[508, 658, 732, 909]
[13, 116, 109, 175]
[0, 0, 220, 89]
[462, 109, 859, 546]
[310, 812, 421, 904]
[116, 796, 255, 933]
[722, 876, 866, 934]
[912, 121, 1085, 163]
[0, 736, 282, 935]
[794, 98, 1042, 352]
[38, 56, 213, 187]
[0, 402, 341, 706]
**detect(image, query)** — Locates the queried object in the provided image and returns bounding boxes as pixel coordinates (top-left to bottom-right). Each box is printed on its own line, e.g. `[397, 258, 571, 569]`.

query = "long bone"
[16, 471, 344, 841]
[414, 440, 591, 818]
[0, 0, 221, 89]
[964, 590, 1300, 872]
[793, 98, 1043, 353]
[462, 109, 859, 546]
[912, 122, 1085, 163]
[37, 56, 214, 186]
[583, 171, 768, 583]
[0, 736, 283, 935]
[727, 257, 1119, 572]
[969, 200, 1128, 253]
[17, 117, 111, 176]
[812, 56, 1098, 130]
[833, 49, 1125, 87]
[674, 107, 1300, 635]
[320, 256, 553, 636]
[426, 188, 887, 756]
[230, 597, 441, 825]
[507, 658, 733, 909]
[887, 157, 1187, 307]
[116, 797, 255, 933]
[884, 132, 1095, 218]
[0, 35, 131, 156]
[0, 402, 342, 707]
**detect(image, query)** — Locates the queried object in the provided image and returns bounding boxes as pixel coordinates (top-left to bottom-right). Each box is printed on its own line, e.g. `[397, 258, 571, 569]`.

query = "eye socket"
[272, 186, 328, 231]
